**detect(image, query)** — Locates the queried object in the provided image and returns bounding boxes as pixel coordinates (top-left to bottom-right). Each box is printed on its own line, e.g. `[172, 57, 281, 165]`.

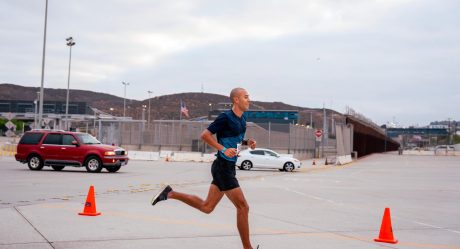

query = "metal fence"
[84, 120, 328, 159]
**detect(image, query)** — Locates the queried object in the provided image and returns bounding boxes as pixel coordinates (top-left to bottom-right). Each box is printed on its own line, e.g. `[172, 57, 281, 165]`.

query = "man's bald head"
[230, 88, 246, 103]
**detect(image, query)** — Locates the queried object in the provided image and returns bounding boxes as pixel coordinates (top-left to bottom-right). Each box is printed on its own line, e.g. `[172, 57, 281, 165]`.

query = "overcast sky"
[1, 0, 459, 126]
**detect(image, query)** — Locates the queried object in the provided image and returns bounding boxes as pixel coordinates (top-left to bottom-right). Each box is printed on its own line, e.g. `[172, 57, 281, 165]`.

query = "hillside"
[0, 83, 333, 123]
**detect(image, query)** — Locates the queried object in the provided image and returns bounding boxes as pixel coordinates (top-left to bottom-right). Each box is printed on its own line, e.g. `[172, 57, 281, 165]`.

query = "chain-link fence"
[84, 120, 327, 159]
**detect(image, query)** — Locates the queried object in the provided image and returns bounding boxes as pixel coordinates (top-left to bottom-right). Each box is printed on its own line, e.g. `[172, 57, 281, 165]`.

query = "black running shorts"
[211, 157, 240, 191]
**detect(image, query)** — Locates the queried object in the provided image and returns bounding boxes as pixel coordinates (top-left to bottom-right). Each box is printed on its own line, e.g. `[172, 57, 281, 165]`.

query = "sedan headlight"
[104, 151, 116, 156]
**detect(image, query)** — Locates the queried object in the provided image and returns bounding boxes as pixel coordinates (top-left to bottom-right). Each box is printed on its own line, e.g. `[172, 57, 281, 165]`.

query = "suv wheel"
[85, 156, 103, 173]
[106, 166, 121, 173]
[27, 155, 44, 171]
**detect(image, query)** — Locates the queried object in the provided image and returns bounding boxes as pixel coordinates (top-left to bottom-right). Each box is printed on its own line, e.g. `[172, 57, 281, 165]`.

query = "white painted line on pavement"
[414, 221, 460, 234]
[274, 185, 344, 206]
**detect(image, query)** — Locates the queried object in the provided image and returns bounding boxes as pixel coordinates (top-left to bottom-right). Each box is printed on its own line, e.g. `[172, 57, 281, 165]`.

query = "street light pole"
[38, 0, 49, 128]
[122, 82, 130, 117]
[208, 103, 212, 119]
[34, 91, 40, 129]
[65, 37, 75, 131]
[147, 90, 152, 129]
[448, 118, 452, 145]
[34, 100, 37, 128]
[322, 104, 326, 158]
[142, 105, 147, 129]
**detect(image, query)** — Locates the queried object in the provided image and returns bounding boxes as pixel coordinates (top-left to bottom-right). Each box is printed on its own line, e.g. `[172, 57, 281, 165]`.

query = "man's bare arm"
[201, 129, 237, 158]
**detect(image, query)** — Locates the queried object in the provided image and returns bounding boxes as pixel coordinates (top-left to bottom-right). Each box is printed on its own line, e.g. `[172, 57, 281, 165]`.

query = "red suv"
[15, 130, 129, 173]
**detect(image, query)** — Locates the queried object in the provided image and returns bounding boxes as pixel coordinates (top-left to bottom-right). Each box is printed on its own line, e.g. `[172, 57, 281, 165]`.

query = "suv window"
[76, 133, 101, 144]
[62, 134, 76, 145]
[43, 134, 62, 145]
[19, 133, 44, 145]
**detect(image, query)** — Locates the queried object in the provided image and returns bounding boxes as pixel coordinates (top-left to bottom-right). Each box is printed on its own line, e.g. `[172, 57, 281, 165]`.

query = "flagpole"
[180, 100, 182, 120]
[179, 100, 182, 150]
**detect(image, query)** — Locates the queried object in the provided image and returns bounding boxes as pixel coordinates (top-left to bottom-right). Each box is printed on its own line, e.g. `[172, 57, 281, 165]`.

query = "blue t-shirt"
[207, 110, 246, 162]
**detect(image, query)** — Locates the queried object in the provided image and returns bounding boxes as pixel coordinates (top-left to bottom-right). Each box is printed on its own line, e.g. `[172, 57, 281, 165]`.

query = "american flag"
[180, 100, 189, 118]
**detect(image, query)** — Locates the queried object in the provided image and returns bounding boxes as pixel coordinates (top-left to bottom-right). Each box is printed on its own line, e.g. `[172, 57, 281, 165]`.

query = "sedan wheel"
[85, 156, 103, 173]
[27, 155, 44, 170]
[241, 160, 253, 170]
[283, 162, 295, 172]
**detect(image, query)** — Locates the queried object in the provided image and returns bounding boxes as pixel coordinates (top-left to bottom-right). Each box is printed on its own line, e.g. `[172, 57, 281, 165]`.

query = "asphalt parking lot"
[1, 153, 459, 249]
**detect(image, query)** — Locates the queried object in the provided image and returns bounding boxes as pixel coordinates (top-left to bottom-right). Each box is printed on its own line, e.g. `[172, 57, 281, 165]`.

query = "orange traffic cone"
[312, 159, 316, 165]
[374, 207, 397, 244]
[78, 185, 101, 216]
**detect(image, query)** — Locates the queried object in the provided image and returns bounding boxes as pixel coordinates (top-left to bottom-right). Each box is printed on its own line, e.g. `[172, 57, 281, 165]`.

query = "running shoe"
[151, 185, 172, 206]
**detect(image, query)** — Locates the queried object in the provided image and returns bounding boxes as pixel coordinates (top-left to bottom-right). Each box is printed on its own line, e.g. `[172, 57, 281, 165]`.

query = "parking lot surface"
[1, 153, 459, 249]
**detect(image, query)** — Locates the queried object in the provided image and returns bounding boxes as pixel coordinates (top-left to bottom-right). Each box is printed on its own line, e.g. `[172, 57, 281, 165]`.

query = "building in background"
[209, 102, 298, 132]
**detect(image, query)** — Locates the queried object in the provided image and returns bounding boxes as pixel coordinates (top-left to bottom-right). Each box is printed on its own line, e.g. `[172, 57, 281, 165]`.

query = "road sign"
[315, 129, 323, 138]
[5, 112, 15, 120]
[5, 121, 16, 130]
[5, 130, 15, 137]
[315, 129, 323, 142]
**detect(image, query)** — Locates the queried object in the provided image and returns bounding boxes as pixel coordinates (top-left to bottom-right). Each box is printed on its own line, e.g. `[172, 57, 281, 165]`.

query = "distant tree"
[0, 119, 6, 135]
[453, 135, 460, 144]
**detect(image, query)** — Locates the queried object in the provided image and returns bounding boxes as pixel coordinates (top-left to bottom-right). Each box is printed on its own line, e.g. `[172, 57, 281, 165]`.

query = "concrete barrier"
[160, 150, 173, 159]
[404, 150, 435, 156]
[403, 150, 460, 156]
[171, 152, 216, 162]
[172, 152, 203, 162]
[202, 153, 216, 162]
[0, 143, 17, 157]
[434, 150, 459, 156]
[336, 155, 352, 165]
[127, 151, 159, 161]
[127, 150, 217, 162]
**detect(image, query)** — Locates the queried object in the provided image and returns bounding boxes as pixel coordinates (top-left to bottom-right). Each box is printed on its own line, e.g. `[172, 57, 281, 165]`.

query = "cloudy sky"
[1, 0, 459, 126]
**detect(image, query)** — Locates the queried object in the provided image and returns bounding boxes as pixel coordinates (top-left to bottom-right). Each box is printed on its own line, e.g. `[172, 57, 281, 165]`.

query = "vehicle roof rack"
[30, 129, 66, 132]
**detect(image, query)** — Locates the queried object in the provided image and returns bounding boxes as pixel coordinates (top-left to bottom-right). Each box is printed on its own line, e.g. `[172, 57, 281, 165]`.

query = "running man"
[151, 87, 258, 249]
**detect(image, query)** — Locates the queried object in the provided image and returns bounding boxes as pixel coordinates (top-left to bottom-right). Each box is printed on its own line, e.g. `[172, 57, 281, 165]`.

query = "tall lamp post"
[147, 90, 153, 129]
[141, 105, 147, 149]
[208, 103, 212, 119]
[65, 36, 75, 130]
[448, 118, 452, 145]
[122, 82, 130, 117]
[34, 92, 40, 129]
[142, 105, 147, 129]
[38, 0, 49, 128]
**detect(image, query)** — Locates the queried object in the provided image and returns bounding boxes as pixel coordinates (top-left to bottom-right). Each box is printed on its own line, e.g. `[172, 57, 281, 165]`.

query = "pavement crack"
[13, 206, 56, 249]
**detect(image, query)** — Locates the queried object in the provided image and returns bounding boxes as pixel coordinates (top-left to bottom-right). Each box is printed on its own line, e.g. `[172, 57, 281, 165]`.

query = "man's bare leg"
[225, 187, 253, 249]
[168, 184, 224, 214]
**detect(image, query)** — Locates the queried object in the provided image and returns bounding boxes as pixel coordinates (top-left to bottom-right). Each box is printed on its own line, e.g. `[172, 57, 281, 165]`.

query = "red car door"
[40, 133, 63, 162]
[59, 134, 83, 164]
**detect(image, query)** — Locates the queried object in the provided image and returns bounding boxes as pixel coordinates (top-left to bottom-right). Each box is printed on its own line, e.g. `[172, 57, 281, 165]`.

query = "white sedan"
[236, 148, 302, 172]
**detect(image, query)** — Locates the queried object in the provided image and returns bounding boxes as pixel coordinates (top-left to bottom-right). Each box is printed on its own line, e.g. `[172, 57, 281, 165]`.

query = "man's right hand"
[223, 148, 238, 158]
